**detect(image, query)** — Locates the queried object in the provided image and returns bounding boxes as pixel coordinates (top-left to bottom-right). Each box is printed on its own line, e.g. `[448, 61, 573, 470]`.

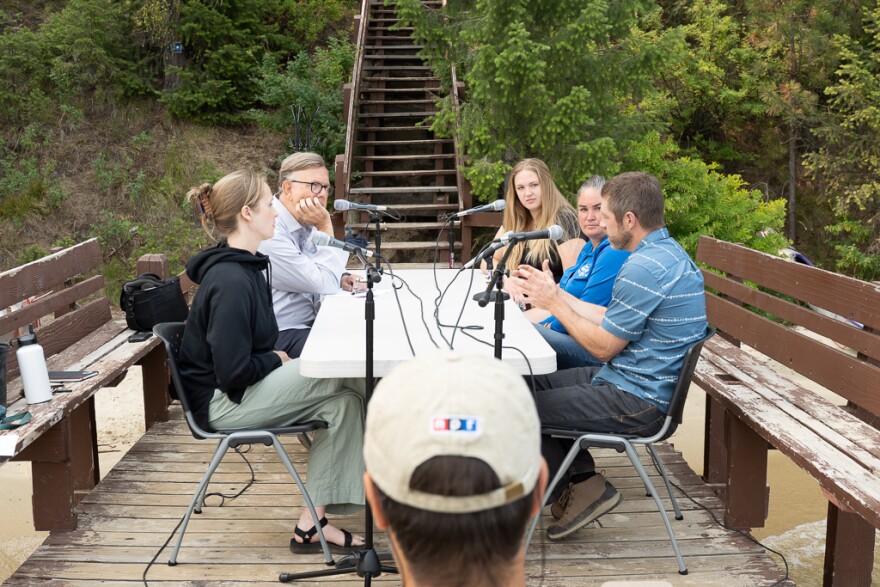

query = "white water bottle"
[17, 328, 52, 404]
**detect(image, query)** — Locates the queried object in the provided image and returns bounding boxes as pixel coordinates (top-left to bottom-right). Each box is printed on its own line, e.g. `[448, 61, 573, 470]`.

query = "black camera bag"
[120, 273, 189, 332]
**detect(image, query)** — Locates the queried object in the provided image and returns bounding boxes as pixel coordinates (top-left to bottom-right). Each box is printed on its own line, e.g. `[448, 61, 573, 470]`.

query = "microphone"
[309, 231, 376, 258]
[451, 200, 505, 218]
[462, 225, 562, 270]
[463, 238, 509, 270]
[334, 200, 388, 212]
[499, 224, 563, 244]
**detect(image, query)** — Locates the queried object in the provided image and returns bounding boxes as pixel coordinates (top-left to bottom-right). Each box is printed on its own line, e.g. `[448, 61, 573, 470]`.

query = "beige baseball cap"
[364, 350, 542, 514]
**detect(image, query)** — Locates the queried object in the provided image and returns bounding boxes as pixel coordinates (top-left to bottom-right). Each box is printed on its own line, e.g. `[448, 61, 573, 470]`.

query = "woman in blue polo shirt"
[526, 176, 630, 368]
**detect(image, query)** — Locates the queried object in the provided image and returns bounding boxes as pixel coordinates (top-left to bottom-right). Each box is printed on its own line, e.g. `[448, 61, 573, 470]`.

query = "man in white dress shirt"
[258, 152, 359, 358]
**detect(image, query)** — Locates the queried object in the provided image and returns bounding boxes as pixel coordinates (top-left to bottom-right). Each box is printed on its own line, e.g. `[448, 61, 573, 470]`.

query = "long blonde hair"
[188, 170, 267, 240]
[501, 158, 578, 267]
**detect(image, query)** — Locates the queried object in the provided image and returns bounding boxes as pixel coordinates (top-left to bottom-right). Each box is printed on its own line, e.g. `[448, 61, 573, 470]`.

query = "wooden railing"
[336, 0, 372, 209]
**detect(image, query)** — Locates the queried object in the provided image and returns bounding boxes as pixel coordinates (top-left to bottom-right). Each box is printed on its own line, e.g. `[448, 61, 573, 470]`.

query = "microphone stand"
[369, 212, 382, 273]
[279, 258, 396, 584]
[447, 215, 455, 269]
[477, 245, 516, 359]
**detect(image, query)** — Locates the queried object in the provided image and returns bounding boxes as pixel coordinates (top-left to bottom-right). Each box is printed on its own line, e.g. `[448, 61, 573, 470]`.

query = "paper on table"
[0, 433, 18, 457]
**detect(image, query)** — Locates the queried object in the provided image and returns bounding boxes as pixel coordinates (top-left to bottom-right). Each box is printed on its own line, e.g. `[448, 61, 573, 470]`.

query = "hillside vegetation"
[2, 0, 878, 287]
[0, 0, 356, 296]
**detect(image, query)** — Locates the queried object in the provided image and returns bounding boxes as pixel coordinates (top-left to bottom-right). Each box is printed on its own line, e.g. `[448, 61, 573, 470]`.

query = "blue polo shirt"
[541, 237, 629, 334]
[594, 228, 707, 412]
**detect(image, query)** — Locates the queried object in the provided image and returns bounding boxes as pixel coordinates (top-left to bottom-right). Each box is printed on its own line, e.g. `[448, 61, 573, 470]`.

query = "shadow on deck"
[5, 405, 791, 586]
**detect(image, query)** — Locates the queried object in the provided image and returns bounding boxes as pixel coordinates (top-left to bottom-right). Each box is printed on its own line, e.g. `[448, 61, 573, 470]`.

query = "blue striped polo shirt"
[594, 227, 707, 412]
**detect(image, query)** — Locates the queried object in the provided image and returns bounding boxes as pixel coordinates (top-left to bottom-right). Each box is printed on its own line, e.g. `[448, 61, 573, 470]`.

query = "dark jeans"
[275, 327, 311, 359]
[532, 366, 668, 499]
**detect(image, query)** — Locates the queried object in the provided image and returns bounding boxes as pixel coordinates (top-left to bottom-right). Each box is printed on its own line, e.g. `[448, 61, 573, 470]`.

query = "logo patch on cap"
[431, 416, 480, 434]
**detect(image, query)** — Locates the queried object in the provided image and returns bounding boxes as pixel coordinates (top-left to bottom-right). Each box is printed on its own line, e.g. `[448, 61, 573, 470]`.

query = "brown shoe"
[550, 482, 573, 520]
[547, 473, 622, 540]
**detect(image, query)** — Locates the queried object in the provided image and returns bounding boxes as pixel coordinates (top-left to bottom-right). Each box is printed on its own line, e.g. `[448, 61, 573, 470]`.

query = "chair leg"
[525, 439, 585, 550]
[272, 437, 335, 566]
[646, 443, 683, 521]
[624, 442, 688, 575]
[169, 438, 233, 565]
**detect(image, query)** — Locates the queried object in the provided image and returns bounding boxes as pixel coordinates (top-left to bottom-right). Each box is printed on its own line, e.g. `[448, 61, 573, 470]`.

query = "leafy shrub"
[250, 36, 355, 161]
[624, 132, 788, 257]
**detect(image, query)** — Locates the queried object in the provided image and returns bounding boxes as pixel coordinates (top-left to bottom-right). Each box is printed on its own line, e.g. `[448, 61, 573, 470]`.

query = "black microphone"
[463, 224, 563, 269]
[499, 224, 564, 245]
[309, 231, 376, 258]
[353, 248, 382, 283]
[451, 200, 505, 218]
[334, 200, 388, 212]
[463, 240, 507, 269]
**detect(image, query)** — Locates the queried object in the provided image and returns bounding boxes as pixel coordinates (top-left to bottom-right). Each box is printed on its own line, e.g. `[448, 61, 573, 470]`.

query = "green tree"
[395, 0, 681, 199]
[804, 2, 880, 280]
[625, 132, 788, 257]
[250, 36, 355, 161]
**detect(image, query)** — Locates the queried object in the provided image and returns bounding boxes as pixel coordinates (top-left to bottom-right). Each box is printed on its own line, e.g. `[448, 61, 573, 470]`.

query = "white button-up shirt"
[258, 198, 348, 331]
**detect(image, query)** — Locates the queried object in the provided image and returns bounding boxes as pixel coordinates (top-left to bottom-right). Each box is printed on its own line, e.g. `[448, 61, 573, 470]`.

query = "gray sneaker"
[550, 482, 573, 520]
[547, 473, 622, 540]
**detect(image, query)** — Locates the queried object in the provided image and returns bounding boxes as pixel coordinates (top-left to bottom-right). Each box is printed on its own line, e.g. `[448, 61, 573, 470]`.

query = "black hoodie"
[179, 241, 282, 430]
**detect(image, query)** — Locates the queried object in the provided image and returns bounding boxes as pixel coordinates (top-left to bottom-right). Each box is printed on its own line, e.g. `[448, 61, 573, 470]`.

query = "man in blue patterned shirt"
[513, 172, 707, 540]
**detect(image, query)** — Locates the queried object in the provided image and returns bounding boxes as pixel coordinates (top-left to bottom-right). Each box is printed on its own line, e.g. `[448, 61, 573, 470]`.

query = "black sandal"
[289, 516, 358, 554]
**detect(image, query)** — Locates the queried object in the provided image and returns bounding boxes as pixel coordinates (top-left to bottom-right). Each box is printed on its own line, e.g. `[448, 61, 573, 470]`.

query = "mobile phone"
[128, 331, 153, 343]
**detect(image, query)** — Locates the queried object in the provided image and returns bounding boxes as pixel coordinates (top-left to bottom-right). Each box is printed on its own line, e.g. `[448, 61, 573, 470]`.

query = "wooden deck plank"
[7, 405, 790, 586]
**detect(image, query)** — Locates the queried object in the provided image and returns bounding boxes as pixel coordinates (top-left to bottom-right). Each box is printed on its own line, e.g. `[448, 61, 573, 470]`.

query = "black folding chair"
[526, 327, 715, 575]
[153, 322, 334, 565]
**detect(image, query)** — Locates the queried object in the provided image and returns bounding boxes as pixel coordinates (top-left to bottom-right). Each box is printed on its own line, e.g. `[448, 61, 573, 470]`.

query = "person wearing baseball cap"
[363, 351, 548, 587]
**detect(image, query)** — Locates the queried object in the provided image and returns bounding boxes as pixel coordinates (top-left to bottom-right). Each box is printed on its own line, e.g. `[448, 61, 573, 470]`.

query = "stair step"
[364, 45, 423, 50]
[365, 35, 416, 42]
[368, 25, 413, 31]
[343, 204, 457, 216]
[361, 99, 436, 105]
[353, 221, 454, 232]
[364, 55, 426, 61]
[355, 154, 455, 161]
[356, 125, 432, 132]
[363, 65, 432, 71]
[359, 87, 440, 94]
[349, 186, 458, 194]
[360, 169, 456, 177]
[368, 241, 463, 251]
[358, 139, 453, 146]
[362, 76, 440, 83]
[358, 111, 435, 118]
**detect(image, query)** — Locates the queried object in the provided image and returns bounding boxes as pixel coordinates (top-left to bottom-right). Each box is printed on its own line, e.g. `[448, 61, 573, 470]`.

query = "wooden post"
[824, 503, 875, 586]
[135, 253, 172, 428]
[724, 414, 768, 529]
[703, 395, 729, 497]
[136, 254, 170, 279]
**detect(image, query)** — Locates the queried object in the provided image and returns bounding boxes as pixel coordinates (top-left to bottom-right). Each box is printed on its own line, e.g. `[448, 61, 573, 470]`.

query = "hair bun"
[189, 183, 214, 220]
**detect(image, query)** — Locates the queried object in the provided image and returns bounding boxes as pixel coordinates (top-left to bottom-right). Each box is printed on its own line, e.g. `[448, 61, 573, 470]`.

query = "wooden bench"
[0, 239, 174, 531]
[693, 236, 880, 586]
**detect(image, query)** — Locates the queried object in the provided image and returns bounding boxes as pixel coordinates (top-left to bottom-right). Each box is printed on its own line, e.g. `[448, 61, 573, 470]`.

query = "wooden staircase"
[335, 0, 474, 267]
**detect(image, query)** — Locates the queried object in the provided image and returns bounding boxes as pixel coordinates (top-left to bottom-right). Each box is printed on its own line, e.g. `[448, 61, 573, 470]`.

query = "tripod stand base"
[278, 547, 397, 582]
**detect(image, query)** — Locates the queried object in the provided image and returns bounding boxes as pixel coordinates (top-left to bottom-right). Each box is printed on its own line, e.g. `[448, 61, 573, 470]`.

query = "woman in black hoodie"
[179, 170, 366, 553]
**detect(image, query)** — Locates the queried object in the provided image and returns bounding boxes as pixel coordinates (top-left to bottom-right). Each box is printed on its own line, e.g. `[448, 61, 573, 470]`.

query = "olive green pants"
[208, 359, 366, 515]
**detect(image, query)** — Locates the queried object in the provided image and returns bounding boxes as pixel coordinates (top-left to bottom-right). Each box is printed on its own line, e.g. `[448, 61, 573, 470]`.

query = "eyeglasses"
[288, 179, 333, 196]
